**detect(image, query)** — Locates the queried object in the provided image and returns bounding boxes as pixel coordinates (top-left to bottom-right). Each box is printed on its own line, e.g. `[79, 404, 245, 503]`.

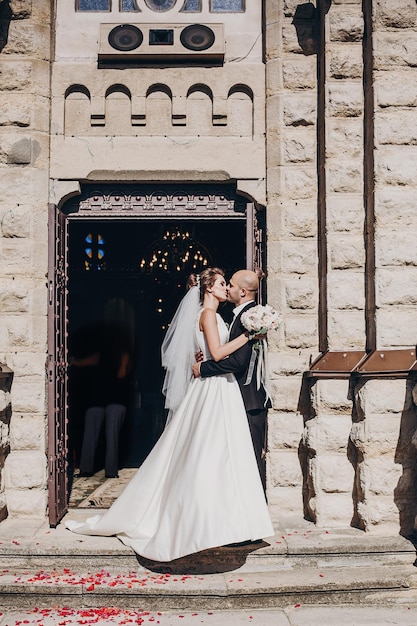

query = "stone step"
[0, 562, 415, 611]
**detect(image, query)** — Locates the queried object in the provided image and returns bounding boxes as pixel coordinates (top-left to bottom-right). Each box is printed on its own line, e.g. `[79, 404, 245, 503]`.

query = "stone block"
[0, 239, 32, 272]
[284, 315, 318, 350]
[0, 390, 11, 414]
[10, 414, 46, 451]
[329, 236, 365, 269]
[3, 352, 46, 379]
[355, 378, 409, 416]
[376, 110, 417, 146]
[269, 351, 310, 377]
[0, 205, 31, 238]
[327, 162, 363, 193]
[326, 118, 363, 158]
[3, 22, 50, 60]
[360, 457, 403, 497]
[11, 379, 45, 413]
[356, 498, 400, 531]
[313, 379, 352, 413]
[327, 194, 364, 233]
[329, 10, 363, 42]
[6, 488, 47, 518]
[282, 58, 317, 90]
[0, 95, 31, 127]
[375, 33, 417, 70]
[284, 133, 315, 163]
[350, 415, 405, 456]
[376, 73, 417, 108]
[4, 451, 46, 489]
[282, 240, 317, 274]
[270, 376, 304, 412]
[283, 201, 317, 238]
[327, 271, 364, 309]
[329, 45, 362, 79]
[375, 0, 417, 29]
[377, 268, 417, 306]
[377, 309, 417, 347]
[285, 277, 318, 310]
[314, 492, 355, 527]
[282, 94, 316, 127]
[268, 411, 304, 450]
[303, 415, 352, 454]
[266, 485, 304, 517]
[316, 454, 355, 493]
[375, 189, 417, 228]
[268, 448, 303, 488]
[0, 281, 30, 312]
[328, 83, 363, 117]
[284, 167, 317, 200]
[328, 311, 366, 349]
[376, 234, 417, 267]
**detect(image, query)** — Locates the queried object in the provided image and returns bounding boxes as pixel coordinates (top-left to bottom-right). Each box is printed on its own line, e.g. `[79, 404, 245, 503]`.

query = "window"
[144, 0, 177, 11]
[210, 0, 244, 12]
[77, 0, 110, 10]
[180, 0, 201, 11]
[120, 0, 141, 10]
[84, 233, 106, 271]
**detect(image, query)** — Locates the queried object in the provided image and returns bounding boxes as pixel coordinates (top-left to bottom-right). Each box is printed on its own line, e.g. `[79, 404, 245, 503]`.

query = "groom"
[192, 269, 270, 492]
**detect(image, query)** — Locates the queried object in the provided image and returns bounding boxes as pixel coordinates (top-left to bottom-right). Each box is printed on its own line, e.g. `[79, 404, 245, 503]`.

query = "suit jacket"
[200, 301, 270, 412]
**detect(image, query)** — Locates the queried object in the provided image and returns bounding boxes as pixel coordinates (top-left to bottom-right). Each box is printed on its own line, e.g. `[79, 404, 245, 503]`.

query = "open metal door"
[246, 202, 266, 303]
[47, 204, 69, 526]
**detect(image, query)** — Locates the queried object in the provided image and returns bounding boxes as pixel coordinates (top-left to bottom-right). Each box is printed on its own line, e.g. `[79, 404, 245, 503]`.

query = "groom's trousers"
[79, 403, 126, 477]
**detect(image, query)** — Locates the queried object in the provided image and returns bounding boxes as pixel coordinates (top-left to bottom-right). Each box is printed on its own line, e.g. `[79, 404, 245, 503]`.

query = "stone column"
[0, 0, 51, 517]
[351, 378, 417, 535]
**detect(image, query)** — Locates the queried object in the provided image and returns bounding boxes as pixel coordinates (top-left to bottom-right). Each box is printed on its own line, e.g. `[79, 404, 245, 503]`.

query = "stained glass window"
[180, 0, 201, 11]
[84, 233, 106, 271]
[120, 0, 141, 10]
[144, 0, 177, 11]
[210, 0, 244, 12]
[77, 0, 110, 11]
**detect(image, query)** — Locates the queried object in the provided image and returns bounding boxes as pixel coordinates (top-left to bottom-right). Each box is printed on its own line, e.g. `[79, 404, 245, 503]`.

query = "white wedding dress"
[66, 312, 274, 562]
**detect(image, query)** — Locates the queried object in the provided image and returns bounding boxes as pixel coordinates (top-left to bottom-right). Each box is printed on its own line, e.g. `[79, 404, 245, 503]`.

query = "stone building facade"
[1, 0, 417, 540]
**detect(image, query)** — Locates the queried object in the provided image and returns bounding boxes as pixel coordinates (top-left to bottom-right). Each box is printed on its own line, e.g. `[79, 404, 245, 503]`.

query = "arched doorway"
[48, 184, 265, 525]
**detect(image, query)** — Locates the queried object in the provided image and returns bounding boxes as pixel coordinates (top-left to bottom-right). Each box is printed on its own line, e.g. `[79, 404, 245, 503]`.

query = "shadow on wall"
[292, 0, 332, 56]
[297, 373, 417, 542]
[0, 0, 12, 52]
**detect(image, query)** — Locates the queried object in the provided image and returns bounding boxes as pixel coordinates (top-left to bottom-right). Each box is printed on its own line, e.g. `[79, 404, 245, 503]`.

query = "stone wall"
[265, 0, 417, 533]
[0, 0, 51, 517]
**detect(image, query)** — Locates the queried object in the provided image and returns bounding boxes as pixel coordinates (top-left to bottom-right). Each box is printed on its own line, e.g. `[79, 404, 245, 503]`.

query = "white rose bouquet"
[241, 304, 281, 404]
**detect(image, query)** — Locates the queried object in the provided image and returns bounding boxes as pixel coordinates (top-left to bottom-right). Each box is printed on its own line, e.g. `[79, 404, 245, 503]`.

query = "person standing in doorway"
[193, 269, 270, 492]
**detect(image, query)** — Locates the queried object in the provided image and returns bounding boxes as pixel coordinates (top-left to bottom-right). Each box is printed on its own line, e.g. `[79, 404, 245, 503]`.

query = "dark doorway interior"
[67, 219, 246, 480]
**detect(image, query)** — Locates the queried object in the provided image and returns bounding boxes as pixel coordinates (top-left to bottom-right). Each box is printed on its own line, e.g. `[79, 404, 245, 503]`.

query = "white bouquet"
[241, 304, 281, 403]
[241, 304, 281, 339]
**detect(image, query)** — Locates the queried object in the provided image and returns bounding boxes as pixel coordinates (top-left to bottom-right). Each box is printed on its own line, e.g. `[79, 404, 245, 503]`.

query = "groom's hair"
[198, 267, 225, 302]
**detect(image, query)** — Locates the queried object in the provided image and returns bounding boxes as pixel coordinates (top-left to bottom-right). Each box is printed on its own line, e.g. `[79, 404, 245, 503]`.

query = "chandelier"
[139, 227, 211, 275]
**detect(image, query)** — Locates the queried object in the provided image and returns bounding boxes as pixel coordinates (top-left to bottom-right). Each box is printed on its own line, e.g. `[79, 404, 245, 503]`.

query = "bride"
[66, 267, 274, 562]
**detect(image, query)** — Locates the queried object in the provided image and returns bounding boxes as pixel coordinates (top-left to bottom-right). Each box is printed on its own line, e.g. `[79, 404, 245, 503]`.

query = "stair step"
[0, 563, 415, 610]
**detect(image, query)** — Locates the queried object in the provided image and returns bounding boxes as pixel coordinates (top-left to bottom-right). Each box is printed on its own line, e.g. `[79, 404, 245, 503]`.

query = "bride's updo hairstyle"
[197, 267, 225, 303]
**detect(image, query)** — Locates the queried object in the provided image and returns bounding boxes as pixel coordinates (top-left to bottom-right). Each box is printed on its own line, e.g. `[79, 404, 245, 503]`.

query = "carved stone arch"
[64, 85, 92, 135]
[227, 84, 254, 136]
[187, 83, 213, 131]
[106, 84, 132, 98]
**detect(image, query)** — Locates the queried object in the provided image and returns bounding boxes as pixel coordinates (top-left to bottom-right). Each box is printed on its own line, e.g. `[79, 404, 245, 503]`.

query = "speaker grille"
[180, 24, 215, 51]
[108, 24, 143, 52]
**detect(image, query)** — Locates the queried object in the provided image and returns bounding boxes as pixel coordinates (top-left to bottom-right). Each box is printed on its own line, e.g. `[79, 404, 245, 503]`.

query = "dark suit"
[199, 301, 270, 491]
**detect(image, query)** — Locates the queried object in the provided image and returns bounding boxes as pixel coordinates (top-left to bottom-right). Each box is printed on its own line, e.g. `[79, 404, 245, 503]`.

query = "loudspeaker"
[99, 23, 224, 63]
